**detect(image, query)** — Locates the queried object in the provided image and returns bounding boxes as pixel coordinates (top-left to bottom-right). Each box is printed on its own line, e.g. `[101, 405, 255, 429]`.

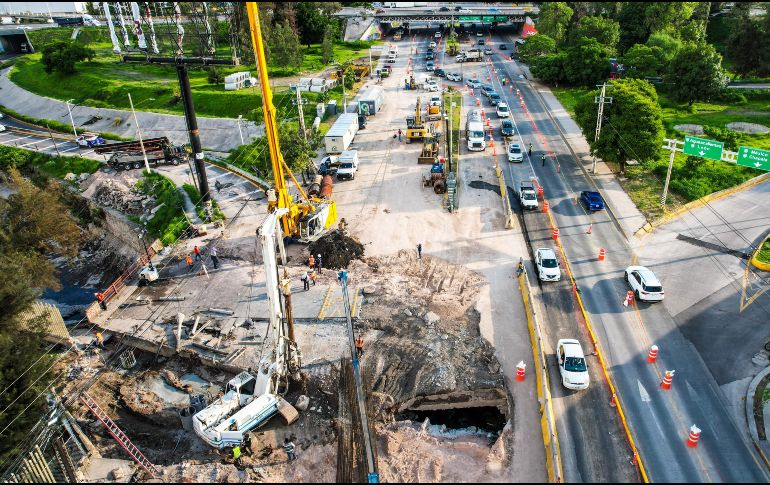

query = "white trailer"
[324, 113, 359, 154]
[357, 86, 384, 116]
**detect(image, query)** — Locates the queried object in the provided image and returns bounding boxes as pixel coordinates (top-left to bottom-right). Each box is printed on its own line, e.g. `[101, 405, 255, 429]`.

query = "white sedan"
[496, 102, 510, 118]
[0, 124, 5, 132]
[535, 247, 560, 281]
[557, 339, 589, 390]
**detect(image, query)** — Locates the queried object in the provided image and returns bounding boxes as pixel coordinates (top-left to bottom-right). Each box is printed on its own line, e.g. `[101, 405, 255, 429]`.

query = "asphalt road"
[472, 28, 769, 482]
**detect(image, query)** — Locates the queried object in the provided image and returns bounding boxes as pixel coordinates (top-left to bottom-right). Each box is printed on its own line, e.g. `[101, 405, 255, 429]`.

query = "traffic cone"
[552, 228, 559, 240]
[476, 97, 481, 106]
[647, 345, 659, 363]
[542, 201, 549, 213]
[516, 361, 526, 381]
[686, 425, 701, 448]
[660, 370, 675, 390]
[510, 85, 513, 92]
[537, 185, 544, 198]
[624, 290, 634, 307]
[586, 223, 593, 234]
[598, 248, 606, 261]
[557, 163, 561, 173]
[516, 89, 520, 96]
[610, 392, 617, 408]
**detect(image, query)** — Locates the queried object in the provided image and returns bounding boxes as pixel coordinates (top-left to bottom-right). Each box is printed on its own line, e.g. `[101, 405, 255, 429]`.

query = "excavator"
[247, 2, 337, 242]
[406, 97, 430, 144]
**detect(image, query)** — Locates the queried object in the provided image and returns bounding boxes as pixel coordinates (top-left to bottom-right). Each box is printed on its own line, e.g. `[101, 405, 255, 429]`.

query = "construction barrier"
[542, 201, 549, 213]
[660, 370, 675, 390]
[598, 248, 606, 261]
[516, 361, 526, 381]
[647, 345, 659, 363]
[494, 165, 515, 229]
[686, 425, 702, 448]
[552, 228, 559, 240]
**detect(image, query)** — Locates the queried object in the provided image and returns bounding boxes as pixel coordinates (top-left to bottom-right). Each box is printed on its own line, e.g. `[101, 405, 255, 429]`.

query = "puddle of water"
[180, 373, 220, 395]
[148, 374, 221, 407]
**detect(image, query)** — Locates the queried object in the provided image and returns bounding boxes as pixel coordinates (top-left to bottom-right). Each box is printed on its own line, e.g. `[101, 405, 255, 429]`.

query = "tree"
[537, 2, 574, 45]
[622, 44, 664, 78]
[269, 21, 303, 69]
[0, 170, 82, 462]
[517, 34, 557, 63]
[645, 32, 682, 63]
[40, 41, 95, 75]
[667, 42, 727, 104]
[727, 3, 766, 77]
[618, 2, 653, 53]
[562, 37, 612, 85]
[206, 67, 224, 85]
[295, 2, 342, 46]
[573, 16, 621, 53]
[530, 52, 568, 85]
[321, 25, 334, 65]
[574, 78, 664, 172]
[643, 2, 699, 34]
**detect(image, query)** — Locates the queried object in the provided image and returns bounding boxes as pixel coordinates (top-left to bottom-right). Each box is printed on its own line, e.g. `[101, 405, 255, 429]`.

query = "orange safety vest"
[96, 292, 105, 302]
[355, 337, 364, 349]
[309, 255, 315, 267]
[186, 255, 193, 265]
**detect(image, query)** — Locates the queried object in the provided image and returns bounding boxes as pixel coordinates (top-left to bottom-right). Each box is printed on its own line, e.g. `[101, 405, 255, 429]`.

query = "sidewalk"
[0, 67, 264, 152]
[516, 63, 650, 239]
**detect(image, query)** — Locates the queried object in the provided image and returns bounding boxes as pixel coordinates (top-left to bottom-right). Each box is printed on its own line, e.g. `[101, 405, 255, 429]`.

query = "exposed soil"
[308, 231, 366, 269]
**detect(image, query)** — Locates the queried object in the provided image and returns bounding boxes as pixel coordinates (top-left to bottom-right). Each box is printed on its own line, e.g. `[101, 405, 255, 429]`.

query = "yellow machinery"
[246, 3, 337, 242]
[417, 139, 439, 165]
[406, 97, 429, 143]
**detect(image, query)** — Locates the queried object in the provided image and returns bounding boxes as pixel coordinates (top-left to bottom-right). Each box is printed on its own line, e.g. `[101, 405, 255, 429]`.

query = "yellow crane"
[246, 3, 337, 241]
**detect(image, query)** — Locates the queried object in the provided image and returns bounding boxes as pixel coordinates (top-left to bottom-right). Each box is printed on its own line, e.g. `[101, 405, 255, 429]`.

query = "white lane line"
[17, 138, 47, 148]
[59, 146, 80, 153]
[3, 135, 33, 144]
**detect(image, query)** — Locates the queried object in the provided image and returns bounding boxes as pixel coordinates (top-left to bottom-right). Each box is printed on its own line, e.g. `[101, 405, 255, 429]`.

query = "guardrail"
[85, 239, 162, 323]
[518, 271, 563, 482]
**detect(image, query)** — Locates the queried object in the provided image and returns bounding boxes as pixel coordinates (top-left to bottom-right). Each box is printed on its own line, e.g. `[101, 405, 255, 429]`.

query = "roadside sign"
[459, 16, 482, 22]
[737, 146, 770, 172]
[683, 136, 723, 161]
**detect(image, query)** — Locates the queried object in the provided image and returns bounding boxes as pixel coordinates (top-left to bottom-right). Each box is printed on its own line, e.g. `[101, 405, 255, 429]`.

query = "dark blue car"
[580, 191, 605, 211]
[501, 119, 514, 137]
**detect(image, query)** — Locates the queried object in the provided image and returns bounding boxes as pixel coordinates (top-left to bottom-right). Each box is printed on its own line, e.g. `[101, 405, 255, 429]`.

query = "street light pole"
[236, 115, 245, 144]
[128, 93, 152, 173]
[369, 47, 372, 78]
[65, 99, 78, 138]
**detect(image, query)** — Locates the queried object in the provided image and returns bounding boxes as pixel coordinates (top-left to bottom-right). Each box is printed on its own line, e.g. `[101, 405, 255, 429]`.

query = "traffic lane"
[521, 204, 638, 483]
[486, 38, 759, 480]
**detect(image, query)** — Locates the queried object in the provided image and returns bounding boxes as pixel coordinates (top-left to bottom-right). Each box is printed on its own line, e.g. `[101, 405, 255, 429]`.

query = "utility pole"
[236, 114, 245, 144]
[65, 99, 78, 139]
[295, 86, 307, 142]
[46, 124, 60, 157]
[177, 64, 210, 203]
[128, 93, 151, 173]
[592, 83, 612, 173]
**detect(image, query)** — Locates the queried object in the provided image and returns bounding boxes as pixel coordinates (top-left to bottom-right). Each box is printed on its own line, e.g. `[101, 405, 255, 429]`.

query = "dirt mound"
[308, 231, 365, 269]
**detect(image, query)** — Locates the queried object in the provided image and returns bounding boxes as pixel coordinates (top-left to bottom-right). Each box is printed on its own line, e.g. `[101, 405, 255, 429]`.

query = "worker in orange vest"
[186, 254, 193, 267]
[95, 292, 107, 310]
[308, 254, 315, 270]
[355, 335, 364, 358]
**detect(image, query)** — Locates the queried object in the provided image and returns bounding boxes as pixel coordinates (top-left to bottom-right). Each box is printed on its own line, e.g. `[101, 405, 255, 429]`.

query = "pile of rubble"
[308, 230, 365, 269]
[92, 179, 153, 215]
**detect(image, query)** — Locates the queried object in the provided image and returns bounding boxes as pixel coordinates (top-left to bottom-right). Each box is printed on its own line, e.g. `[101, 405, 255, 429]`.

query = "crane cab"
[297, 201, 337, 242]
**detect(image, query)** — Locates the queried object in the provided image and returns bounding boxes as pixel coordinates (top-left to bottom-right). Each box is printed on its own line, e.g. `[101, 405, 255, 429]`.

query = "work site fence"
[85, 239, 162, 323]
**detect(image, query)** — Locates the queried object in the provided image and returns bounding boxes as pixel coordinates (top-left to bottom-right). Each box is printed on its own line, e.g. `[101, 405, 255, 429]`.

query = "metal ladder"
[80, 393, 159, 479]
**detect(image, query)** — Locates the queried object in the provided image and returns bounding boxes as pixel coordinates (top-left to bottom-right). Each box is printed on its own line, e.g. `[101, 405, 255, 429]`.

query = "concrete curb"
[635, 172, 770, 237]
[751, 235, 770, 272]
[745, 364, 770, 471]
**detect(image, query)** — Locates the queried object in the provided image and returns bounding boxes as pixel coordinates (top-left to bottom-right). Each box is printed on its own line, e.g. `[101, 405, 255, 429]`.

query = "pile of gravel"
[308, 231, 365, 269]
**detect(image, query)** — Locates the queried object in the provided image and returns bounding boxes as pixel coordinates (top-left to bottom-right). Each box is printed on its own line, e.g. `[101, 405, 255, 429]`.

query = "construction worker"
[528, 143, 532, 157]
[516, 257, 525, 276]
[309, 269, 317, 286]
[95, 292, 107, 311]
[283, 438, 297, 461]
[417, 242, 423, 259]
[194, 245, 201, 261]
[232, 445, 242, 466]
[210, 246, 219, 269]
[186, 254, 193, 267]
[397, 129, 403, 142]
[301, 271, 310, 291]
[316, 254, 323, 274]
[541, 153, 546, 167]
[95, 331, 105, 349]
[355, 335, 364, 358]
[266, 188, 278, 213]
[308, 254, 315, 270]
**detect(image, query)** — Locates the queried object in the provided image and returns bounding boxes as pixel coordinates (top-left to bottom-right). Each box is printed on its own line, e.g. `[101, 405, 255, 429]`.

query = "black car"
[440, 6, 450, 11]
[500, 44, 507, 50]
[435, 68, 446, 77]
[489, 93, 502, 106]
[501, 119, 514, 137]
[426, 52, 434, 60]
[478, 39, 485, 45]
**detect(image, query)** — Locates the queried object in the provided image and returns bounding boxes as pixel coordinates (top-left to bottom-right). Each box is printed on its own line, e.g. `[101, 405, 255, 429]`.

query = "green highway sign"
[459, 16, 481, 22]
[737, 146, 770, 172]
[683, 136, 723, 161]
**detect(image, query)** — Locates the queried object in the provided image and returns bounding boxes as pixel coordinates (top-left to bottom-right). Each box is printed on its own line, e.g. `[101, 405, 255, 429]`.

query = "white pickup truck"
[520, 181, 539, 210]
[336, 150, 359, 181]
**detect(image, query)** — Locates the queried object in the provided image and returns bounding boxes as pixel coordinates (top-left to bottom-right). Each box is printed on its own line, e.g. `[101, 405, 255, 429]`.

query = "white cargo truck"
[358, 86, 384, 116]
[466, 113, 486, 151]
[324, 113, 359, 154]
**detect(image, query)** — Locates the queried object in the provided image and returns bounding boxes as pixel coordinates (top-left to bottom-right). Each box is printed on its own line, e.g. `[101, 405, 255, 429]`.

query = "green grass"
[757, 237, 770, 265]
[135, 172, 188, 245]
[444, 91, 461, 166]
[0, 145, 100, 179]
[182, 183, 226, 222]
[551, 86, 770, 218]
[11, 34, 381, 120]
[0, 105, 131, 141]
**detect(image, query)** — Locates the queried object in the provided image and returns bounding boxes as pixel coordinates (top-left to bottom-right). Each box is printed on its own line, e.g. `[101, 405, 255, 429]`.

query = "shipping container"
[324, 113, 359, 154]
[357, 86, 384, 116]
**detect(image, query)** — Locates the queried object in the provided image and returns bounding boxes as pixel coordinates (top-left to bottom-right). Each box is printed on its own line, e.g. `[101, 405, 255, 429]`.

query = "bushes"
[135, 172, 187, 246]
[182, 183, 226, 223]
[0, 145, 100, 179]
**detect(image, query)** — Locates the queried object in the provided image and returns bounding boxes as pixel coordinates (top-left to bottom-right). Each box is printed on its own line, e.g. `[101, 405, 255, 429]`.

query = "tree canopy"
[537, 2, 574, 45]
[667, 42, 727, 104]
[574, 78, 664, 172]
[621, 44, 664, 78]
[41, 41, 95, 75]
[573, 16, 621, 53]
[517, 34, 557, 63]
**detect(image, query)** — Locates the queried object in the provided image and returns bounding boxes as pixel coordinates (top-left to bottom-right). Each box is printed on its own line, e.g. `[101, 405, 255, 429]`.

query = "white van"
[336, 150, 360, 180]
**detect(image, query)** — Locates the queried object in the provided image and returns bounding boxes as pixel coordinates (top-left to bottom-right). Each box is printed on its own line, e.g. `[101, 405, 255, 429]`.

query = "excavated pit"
[396, 406, 507, 433]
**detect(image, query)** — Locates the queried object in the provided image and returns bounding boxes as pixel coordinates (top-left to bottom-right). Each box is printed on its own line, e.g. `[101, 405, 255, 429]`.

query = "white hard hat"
[317, 254, 321, 257]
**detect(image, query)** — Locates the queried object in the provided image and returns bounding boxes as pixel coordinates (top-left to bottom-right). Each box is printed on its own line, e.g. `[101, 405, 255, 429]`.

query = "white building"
[0, 2, 86, 15]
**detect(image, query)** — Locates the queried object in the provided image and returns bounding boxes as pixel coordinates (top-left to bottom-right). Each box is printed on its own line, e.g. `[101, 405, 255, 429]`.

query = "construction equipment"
[193, 208, 301, 449]
[331, 64, 370, 82]
[246, 3, 337, 242]
[94, 136, 188, 171]
[418, 138, 439, 165]
[422, 160, 447, 194]
[406, 97, 430, 144]
[426, 95, 442, 121]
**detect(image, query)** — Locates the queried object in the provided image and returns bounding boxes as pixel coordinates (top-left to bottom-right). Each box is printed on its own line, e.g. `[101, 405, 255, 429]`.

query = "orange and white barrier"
[647, 345, 659, 363]
[686, 425, 701, 448]
[516, 361, 526, 381]
[660, 369, 675, 390]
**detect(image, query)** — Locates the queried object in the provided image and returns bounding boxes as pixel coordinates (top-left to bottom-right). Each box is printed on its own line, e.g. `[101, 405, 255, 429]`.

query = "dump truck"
[94, 137, 189, 171]
[456, 49, 483, 63]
